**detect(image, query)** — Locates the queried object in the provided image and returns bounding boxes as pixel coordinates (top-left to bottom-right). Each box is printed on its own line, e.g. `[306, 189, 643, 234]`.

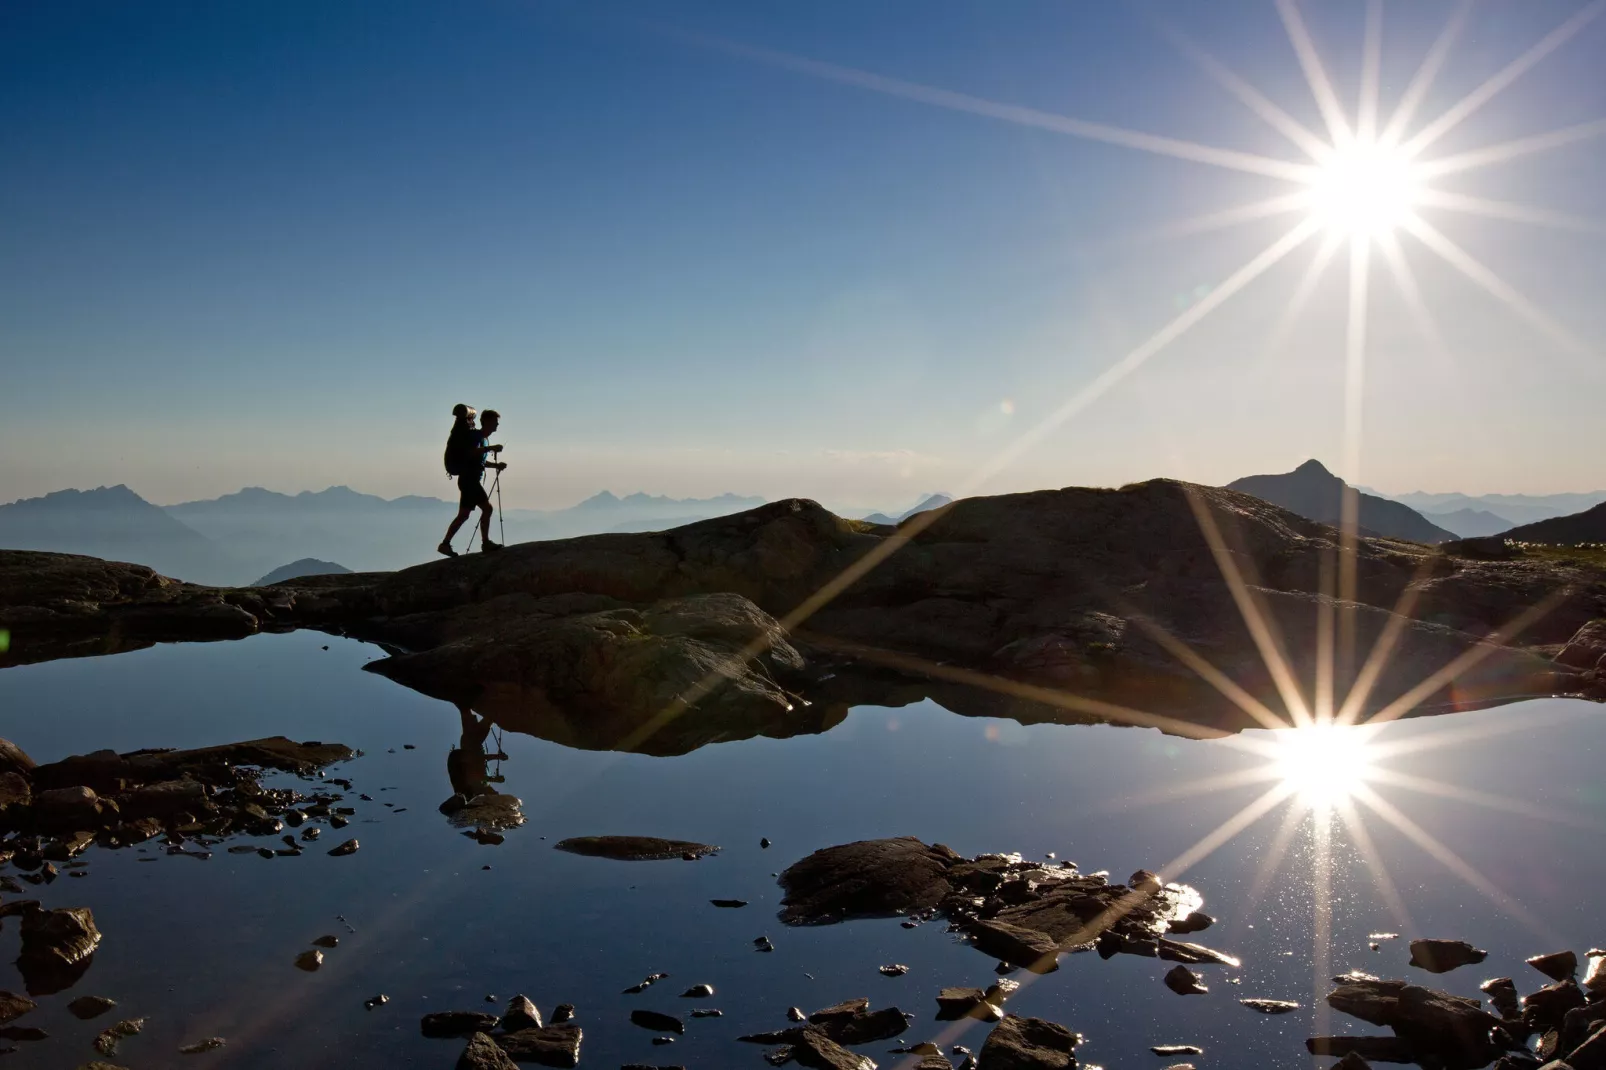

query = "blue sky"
[2, 0, 1602, 509]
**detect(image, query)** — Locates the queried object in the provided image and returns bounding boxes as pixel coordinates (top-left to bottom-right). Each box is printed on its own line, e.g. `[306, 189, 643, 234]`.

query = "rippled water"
[1, 631, 1602, 1069]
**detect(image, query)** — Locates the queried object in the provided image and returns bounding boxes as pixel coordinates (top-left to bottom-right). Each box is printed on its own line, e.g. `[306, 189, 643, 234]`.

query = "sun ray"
[1275, 0, 1354, 147]
[1117, 609, 1293, 731]
[1414, 188, 1606, 236]
[1315, 545, 1337, 721]
[1357, 0, 1383, 144]
[1334, 796, 1418, 935]
[1107, 765, 1285, 812]
[1335, 554, 1433, 726]
[1416, 117, 1606, 178]
[1402, 212, 1595, 357]
[1336, 236, 1373, 686]
[1402, 0, 1606, 158]
[1380, 0, 1473, 146]
[1372, 228, 1452, 368]
[1161, 781, 1298, 881]
[1367, 767, 1598, 829]
[1241, 801, 1308, 923]
[1155, 20, 1332, 161]
[1130, 191, 1314, 245]
[1362, 587, 1570, 728]
[1370, 700, 1597, 763]
[1352, 784, 1561, 943]
[1256, 229, 1345, 364]
[1312, 801, 1335, 1030]
[677, 29, 1316, 182]
[1184, 485, 1315, 726]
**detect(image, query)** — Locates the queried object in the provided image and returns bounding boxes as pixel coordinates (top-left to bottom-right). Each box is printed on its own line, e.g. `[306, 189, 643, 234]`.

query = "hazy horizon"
[4, 1, 1602, 509]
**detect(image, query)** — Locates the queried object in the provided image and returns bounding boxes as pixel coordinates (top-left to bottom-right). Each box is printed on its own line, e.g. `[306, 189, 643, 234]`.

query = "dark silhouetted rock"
[328, 838, 359, 857]
[1483, 977, 1522, 1019]
[629, 1010, 684, 1035]
[1525, 980, 1587, 1029]
[1325, 976, 1502, 1068]
[93, 1017, 144, 1057]
[1152, 1045, 1203, 1055]
[555, 836, 717, 861]
[18, 905, 101, 994]
[0, 993, 34, 1025]
[1408, 939, 1487, 973]
[67, 995, 116, 1020]
[1165, 966, 1208, 995]
[294, 950, 323, 972]
[793, 1025, 875, 1070]
[976, 1015, 1081, 1069]
[1241, 999, 1300, 1013]
[179, 1037, 226, 1054]
[503, 995, 542, 1032]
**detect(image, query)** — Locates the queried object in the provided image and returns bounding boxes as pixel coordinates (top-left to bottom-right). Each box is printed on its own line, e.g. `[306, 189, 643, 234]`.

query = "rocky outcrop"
[5, 482, 1602, 752]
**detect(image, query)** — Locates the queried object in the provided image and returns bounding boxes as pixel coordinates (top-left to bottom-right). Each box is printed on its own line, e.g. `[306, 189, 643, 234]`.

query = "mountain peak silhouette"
[1227, 462, 1455, 543]
[1293, 459, 1335, 479]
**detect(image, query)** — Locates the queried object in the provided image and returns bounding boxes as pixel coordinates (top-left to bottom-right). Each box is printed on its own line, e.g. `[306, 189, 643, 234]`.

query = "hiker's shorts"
[458, 474, 490, 509]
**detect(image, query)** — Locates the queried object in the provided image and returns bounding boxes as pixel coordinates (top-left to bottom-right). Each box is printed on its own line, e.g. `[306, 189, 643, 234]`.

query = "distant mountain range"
[1, 484, 768, 585]
[1362, 488, 1606, 537]
[862, 493, 953, 526]
[1503, 501, 1606, 545]
[1227, 461, 1457, 543]
[254, 558, 353, 586]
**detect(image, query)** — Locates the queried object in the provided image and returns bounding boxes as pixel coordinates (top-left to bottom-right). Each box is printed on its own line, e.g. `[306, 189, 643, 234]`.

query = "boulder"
[976, 1015, 1081, 1070]
[33, 786, 105, 830]
[0, 738, 34, 778]
[792, 1025, 876, 1070]
[1556, 620, 1606, 671]
[503, 995, 542, 1032]
[1530, 952, 1581, 982]
[779, 838, 958, 924]
[495, 1024, 583, 1068]
[0, 992, 35, 1025]
[458, 1032, 518, 1070]
[1325, 977, 1502, 1069]
[18, 906, 101, 995]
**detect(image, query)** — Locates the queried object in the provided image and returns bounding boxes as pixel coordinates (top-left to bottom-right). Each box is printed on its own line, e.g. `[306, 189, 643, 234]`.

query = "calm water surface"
[1, 631, 1603, 1068]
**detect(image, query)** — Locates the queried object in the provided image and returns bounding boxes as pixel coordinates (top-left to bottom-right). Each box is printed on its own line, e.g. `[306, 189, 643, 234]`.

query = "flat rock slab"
[793, 1025, 876, 1070]
[1527, 951, 1578, 981]
[1240, 999, 1301, 1014]
[555, 836, 718, 861]
[1407, 939, 1487, 973]
[494, 1023, 583, 1068]
[779, 837, 958, 924]
[421, 1012, 502, 1038]
[629, 1010, 685, 1035]
[977, 1015, 1081, 1070]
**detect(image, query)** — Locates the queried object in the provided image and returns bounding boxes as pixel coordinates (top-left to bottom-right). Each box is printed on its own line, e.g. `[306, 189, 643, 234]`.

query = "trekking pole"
[494, 466, 505, 547]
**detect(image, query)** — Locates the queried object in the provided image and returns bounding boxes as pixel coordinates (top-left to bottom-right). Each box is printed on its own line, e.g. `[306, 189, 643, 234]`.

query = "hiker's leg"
[444, 505, 472, 542]
[478, 501, 493, 542]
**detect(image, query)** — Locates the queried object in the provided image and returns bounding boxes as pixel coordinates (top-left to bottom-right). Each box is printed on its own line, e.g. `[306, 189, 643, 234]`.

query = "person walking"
[438, 404, 506, 556]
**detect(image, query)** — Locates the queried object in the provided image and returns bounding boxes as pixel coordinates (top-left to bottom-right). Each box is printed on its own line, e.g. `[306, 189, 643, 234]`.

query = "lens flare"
[1306, 139, 1422, 237]
[1271, 723, 1378, 808]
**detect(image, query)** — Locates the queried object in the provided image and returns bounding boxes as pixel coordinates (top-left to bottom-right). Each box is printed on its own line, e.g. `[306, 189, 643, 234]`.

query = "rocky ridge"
[4, 482, 1604, 755]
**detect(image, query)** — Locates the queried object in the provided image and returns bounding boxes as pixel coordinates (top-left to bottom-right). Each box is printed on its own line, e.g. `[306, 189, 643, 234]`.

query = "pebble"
[787, 1007, 806, 1022]
[680, 984, 714, 998]
[328, 838, 360, 857]
[179, 1037, 226, 1054]
[761, 837, 771, 848]
[364, 995, 389, 1010]
[879, 964, 910, 977]
[295, 949, 324, 971]
[312, 935, 339, 948]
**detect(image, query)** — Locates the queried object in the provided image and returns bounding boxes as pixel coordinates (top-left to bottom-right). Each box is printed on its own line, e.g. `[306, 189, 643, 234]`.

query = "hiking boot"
[481, 539, 503, 553]
[437, 541, 458, 558]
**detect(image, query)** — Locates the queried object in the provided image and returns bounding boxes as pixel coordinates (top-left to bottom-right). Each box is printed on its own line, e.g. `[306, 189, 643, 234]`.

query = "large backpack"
[443, 422, 476, 477]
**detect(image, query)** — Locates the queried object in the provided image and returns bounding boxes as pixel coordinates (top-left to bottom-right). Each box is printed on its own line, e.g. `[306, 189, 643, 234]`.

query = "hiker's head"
[481, 409, 500, 432]
[452, 403, 475, 424]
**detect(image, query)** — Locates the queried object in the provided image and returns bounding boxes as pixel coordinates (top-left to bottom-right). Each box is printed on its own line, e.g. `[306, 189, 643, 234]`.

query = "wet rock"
[651, 1036, 675, 1045]
[0, 993, 35, 1025]
[312, 934, 339, 948]
[1164, 966, 1208, 995]
[179, 1036, 225, 1054]
[827, 1007, 910, 1045]
[1240, 999, 1301, 1013]
[936, 988, 989, 1018]
[1168, 911, 1214, 934]
[793, 1025, 876, 1070]
[295, 950, 323, 972]
[34, 785, 106, 830]
[1157, 938, 1239, 967]
[1525, 980, 1587, 1028]
[1585, 955, 1606, 996]
[1325, 976, 1502, 1068]
[93, 1017, 145, 1057]
[0, 1025, 47, 1041]
[755, 936, 776, 952]
[630, 1010, 685, 1034]
[365, 995, 390, 1010]
[680, 984, 714, 998]
[1152, 1045, 1203, 1056]
[327, 837, 359, 856]
[779, 838, 958, 924]
[551, 1004, 575, 1024]
[712, 899, 748, 908]
[879, 964, 909, 977]
[554, 836, 718, 861]
[458, 1031, 518, 1070]
[762, 837, 772, 848]
[967, 919, 1062, 972]
[691, 1009, 723, 1018]
[1483, 977, 1523, 1019]
[67, 996, 117, 1020]
[503, 995, 542, 1032]
[624, 972, 669, 994]
[448, 794, 526, 834]
[1530, 952, 1580, 982]
[18, 905, 101, 994]
[1408, 938, 1487, 973]
[495, 1023, 583, 1068]
[422, 1011, 502, 1038]
[976, 1014, 1081, 1070]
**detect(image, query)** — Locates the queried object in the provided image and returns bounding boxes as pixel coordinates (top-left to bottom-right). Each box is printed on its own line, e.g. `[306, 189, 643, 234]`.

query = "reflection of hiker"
[438, 404, 507, 557]
[446, 703, 503, 801]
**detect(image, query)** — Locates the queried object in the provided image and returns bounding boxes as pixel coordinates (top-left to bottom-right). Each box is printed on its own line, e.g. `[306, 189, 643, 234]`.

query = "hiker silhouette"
[438, 404, 506, 557]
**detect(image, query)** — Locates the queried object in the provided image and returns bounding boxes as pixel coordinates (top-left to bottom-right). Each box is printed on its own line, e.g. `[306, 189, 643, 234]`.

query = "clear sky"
[2, 0, 1602, 510]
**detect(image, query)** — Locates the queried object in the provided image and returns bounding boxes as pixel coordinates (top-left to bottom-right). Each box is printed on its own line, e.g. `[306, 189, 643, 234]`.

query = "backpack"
[443, 422, 476, 477]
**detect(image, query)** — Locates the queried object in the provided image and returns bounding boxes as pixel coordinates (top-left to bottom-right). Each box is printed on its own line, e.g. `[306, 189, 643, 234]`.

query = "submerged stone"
[554, 836, 718, 861]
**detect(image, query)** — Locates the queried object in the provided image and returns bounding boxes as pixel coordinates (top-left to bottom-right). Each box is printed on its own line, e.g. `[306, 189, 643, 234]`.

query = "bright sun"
[1271, 723, 1378, 808]
[1306, 139, 1422, 238]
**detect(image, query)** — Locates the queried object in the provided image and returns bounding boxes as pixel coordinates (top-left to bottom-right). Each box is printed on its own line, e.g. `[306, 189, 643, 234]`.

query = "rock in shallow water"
[1240, 999, 1301, 1014]
[1164, 966, 1208, 995]
[1407, 938, 1487, 973]
[503, 995, 542, 1032]
[93, 1017, 145, 1057]
[18, 905, 101, 994]
[0, 993, 35, 1025]
[421, 1011, 501, 1038]
[1528, 951, 1579, 982]
[629, 1010, 684, 1035]
[554, 836, 718, 861]
[67, 995, 116, 1020]
[977, 1015, 1081, 1070]
[779, 837, 957, 924]
[494, 1023, 582, 1068]
[457, 1031, 518, 1070]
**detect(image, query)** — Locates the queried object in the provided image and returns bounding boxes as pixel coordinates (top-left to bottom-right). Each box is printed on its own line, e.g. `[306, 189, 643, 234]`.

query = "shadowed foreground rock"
[5, 482, 1603, 753]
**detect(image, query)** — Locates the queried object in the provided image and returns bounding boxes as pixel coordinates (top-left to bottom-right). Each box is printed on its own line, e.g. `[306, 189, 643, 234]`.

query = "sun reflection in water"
[1270, 722, 1379, 809]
